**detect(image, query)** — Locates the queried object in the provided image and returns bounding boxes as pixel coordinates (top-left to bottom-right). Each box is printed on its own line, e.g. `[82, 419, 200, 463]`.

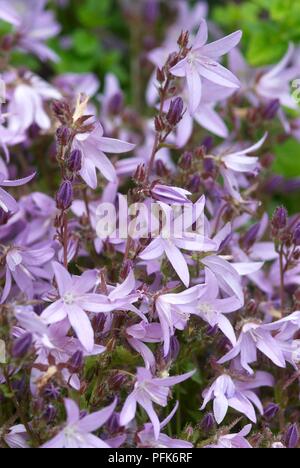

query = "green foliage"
[213, 0, 300, 66]
[273, 139, 300, 178]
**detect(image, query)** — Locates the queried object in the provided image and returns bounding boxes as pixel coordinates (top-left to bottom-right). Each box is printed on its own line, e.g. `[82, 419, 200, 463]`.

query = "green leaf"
[273, 139, 300, 177]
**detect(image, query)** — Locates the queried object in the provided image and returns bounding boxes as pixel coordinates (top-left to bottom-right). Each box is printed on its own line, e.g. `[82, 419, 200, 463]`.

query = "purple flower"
[205, 424, 252, 449]
[4, 425, 29, 449]
[201, 371, 274, 424]
[0, 172, 35, 214]
[218, 321, 287, 374]
[41, 262, 110, 352]
[0, 0, 60, 62]
[137, 402, 193, 448]
[42, 398, 117, 448]
[120, 367, 195, 440]
[151, 184, 191, 204]
[8, 72, 61, 133]
[73, 122, 135, 189]
[1, 241, 54, 302]
[170, 20, 242, 114]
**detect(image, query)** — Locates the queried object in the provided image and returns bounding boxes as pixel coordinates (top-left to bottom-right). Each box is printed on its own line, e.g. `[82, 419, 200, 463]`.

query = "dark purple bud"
[265, 175, 284, 194]
[262, 99, 280, 120]
[52, 100, 72, 125]
[67, 149, 82, 173]
[177, 31, 190, 49]
[201, 413, 215, 431]
[272, 206, 288, 230]
[44, 404, 57, 423]
[28, 123, 41, 139]
[203, 157, 215, 174]
[188, 174, 201, 193]
[206, 324, 219, 336]
[242, 223, 260, 250]
[93, 313, 107, 333]
[56, 180, 73, 211]
[284, 424, 299, 448]
[264, 403, 279, 421]
[156, 159, 169, 177]
[106, 412, 121, 433]
[56, 126, 71, 146]
[202, 136, 214, 153]
[109, 373, 127, 391]
[12, 333, 33, 358]
[282, 178, 300, 193]
[166, 97, 184, 126]
[179, 151, 193, 170]
[293, 225, 300, 246]
[108, 92, 124, 115]
[143, 0, 159, 23]
[1, 34, 14, 51]
[69, 350, 84, 370]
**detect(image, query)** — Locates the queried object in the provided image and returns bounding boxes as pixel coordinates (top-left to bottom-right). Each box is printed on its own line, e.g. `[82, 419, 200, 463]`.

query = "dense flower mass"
[1, 0, 300, 450]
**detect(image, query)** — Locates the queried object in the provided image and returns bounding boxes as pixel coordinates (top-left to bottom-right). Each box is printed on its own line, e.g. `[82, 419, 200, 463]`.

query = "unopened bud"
[293, 225, 300, 246]
[67, 149, 82, 173]
[12, 333, 33, 358]
[179, 151, 193, 170]
[156, 160, 169, 177]
[56, 126, 71, 146]
[272, 206, 288, 231]
[262, 99, 280, 120]
[166, 97, 184, 127]
[69, 350, 84, 370]
[201, 413, 215, 431]
[177, 30, 189, 49]
[108, 92, 124, 115]
[56, 180, 73, 211]
[264, 403, 279, 421]
[284, 423, 299, 449]
[188, 174, 201, 193]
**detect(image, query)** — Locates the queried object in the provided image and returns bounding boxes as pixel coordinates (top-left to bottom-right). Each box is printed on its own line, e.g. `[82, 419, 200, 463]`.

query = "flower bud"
[284, 423, 299, 449]
[156, 160, 169, 177]
[241, 223, 260, 250]
[202, 136, 214, 153]
[178, 31, 189, 49]
[12, 333, 33, 358]
[44, 404, 57, 423]
[264, 403, 279, 421]
[166, 97, 184, 127]
[272, 206, 288, 230]
[262, 99, 280, 120]
[69, 350, 84, 370]
[143, 0, 159, 24]
[56, 180, 73, 211]
[156, 68, 165, 84]
[179, 151, 193, 170]
[201, 413, 215, 431]
[109, 373, 128, 391]
[108, 92, 124, 115]
[56, 126, 71, 146]
[106, 412, 121, 433]
[67, 149, 82, 173]
[293, 225, 300, 246]
[188, 174, 201, 193]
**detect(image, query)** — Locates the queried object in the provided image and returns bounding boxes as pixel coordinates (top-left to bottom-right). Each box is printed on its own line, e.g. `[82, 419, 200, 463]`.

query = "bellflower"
[0, 0, 60, 62]
[137, 402, 193, 448]
[205, 424, 252, 449]
[0, 172, 36, 214]
[72, 122, 135, 189]
[140, 196, 218, 287]
[8, 72, 61, 133]
[120, 367, 195, 440]
[218, 321, 287, 374]
[41, 262, 111, 352]
[201, 371, 274, 424]
[42, 398, 117, 448]
[170, 20, 242, 114]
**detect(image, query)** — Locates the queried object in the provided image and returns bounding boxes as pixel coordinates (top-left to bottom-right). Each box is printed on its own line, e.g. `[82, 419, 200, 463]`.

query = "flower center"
[198, 302, 214, 318]
[63, 292, 75, 305]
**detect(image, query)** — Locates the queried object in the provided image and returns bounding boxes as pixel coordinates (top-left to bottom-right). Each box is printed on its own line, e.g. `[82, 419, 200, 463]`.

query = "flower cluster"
[1, 0, 300, 450]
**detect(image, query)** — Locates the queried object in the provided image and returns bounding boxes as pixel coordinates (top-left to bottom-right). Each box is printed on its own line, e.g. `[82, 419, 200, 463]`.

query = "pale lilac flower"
[218, 321, 287, 374]
[4, 425, 29, 449]
[54, 73, 99, 99]
[0, 0, 60, 62]
[205, 424, 252, 448]
[41, 262, 110, 352]
[8, 72, 61, 133]
[140, 197, 218, 287]
[201, 371, 274, 423]
[120, 367, 195, 440]
[137, 402, 193, 448]
[170, 20, 242, 114]
[42, 398, 117, 448]
[151, 184, 191, 204]
[0, 172, 36, 214]
[126, 322, 162, 370]
[195, 268, 241, 345]
[155, 285, 201, 356]
[1, 239, 54, 303]
[72, 122, 135, 189]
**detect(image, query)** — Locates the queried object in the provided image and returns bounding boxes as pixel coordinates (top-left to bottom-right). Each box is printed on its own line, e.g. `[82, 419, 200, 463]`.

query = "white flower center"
[198, 302, 214, 319]
[63, 292, 75, 305]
